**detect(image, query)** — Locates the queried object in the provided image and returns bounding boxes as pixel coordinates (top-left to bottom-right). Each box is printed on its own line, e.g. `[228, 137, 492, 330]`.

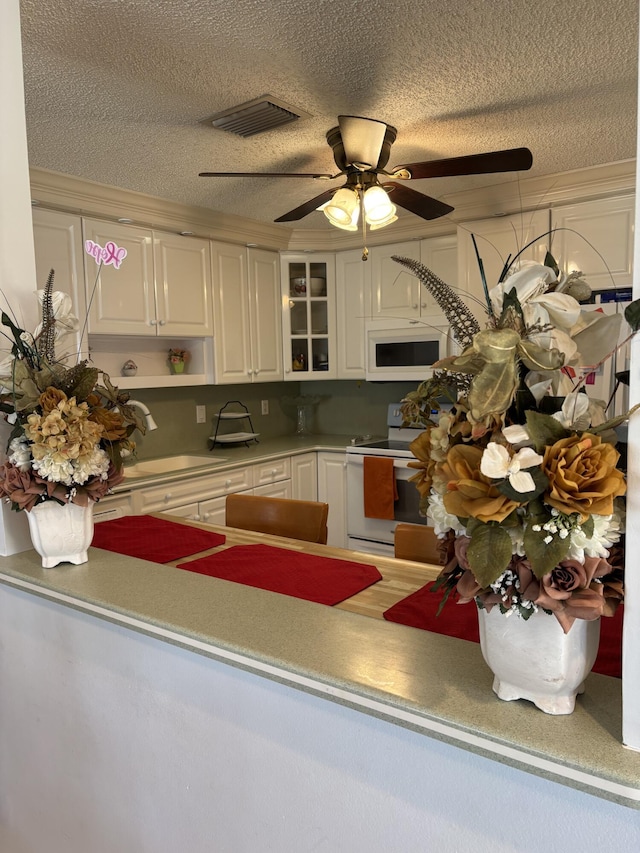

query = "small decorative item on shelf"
[168, 348, 188, 374]
[209, 401, 259, 447]
[292, 353, 305, 371]
[121, 359, 138, 377]
[0, 270, 146, 568]
[397, 243, 640, 714]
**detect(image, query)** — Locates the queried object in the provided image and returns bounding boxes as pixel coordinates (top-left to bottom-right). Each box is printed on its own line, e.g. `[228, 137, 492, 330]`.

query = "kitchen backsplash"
[121, 380, 419, 459]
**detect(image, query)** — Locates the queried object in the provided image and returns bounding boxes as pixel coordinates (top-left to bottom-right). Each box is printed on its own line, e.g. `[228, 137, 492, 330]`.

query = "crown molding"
[30, 160, 635, 255]
[29, 167, 292, 251]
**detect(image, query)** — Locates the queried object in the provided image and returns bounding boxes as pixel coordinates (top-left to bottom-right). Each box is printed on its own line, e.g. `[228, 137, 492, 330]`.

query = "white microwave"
[365, 318, 451, 382]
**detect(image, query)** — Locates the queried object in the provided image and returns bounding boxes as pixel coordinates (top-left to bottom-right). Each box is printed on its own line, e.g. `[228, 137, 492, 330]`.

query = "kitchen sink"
[123, 454, 226, 478]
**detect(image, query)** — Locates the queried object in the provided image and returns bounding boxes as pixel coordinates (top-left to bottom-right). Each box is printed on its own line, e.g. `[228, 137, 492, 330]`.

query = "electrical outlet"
[196, 405, 206, 424]
[261, 399, 269, 416]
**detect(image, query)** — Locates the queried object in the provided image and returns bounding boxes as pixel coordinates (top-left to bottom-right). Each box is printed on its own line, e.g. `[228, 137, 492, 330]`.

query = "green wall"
[124, 379, 419, 459]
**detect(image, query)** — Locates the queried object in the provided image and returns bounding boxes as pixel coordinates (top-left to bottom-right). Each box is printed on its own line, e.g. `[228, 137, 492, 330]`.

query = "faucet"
[124, 400, 158, 431]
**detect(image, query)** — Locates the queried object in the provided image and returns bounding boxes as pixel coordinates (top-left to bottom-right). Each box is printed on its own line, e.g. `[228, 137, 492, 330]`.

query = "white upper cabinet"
[419, 234, 458, 320]
[369, 240, 422, 320]
[281, 254, 336, 380]
[335, 249, 370, 379]
[550, 195, 635, 290]
[31, 208, 88, 361]
[211, 243, 282, 384]
[84, 219, 212, 337]
[457, 209, 550, 318]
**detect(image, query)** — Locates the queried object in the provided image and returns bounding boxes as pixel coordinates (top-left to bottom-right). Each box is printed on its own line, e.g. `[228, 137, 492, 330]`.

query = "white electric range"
[345, 404, 428, 556]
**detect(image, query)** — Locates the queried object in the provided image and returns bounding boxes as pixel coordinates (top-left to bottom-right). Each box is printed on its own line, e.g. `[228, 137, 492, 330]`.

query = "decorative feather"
[37, 269, 56, 362]
[391, 256, 480, 349]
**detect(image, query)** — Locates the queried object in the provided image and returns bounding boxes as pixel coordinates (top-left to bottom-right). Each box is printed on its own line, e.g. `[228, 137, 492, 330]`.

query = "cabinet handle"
[149, 319, 157, 326]
[163, 493, 172, 502]
[285, 368, 291, 374]
[225, 479, 232, 487]
[247, 370, 252, 376]
[158, 319, 166, 326]
[412, 303, 418, 310]
[254, 369, 259, 375]
[421, 302, 427, 309]
[201, 512, 210, 521]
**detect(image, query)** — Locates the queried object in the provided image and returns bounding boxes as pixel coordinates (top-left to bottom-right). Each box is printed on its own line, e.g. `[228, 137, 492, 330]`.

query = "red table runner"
[177, 544, 383, 605]
[92, 515, 226, 563]
[383, 582, 623, 678]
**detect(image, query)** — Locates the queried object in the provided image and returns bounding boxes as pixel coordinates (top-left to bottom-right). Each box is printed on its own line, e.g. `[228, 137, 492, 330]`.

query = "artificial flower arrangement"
[168, 348, 188, 364]
[0, 271, 146, 512]
[394, 247, 640, 634]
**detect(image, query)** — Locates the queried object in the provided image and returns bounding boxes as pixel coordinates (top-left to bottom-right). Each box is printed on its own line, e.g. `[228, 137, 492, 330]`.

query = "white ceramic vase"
[477, 606, 600, 715]
[26, 500, 95, 569]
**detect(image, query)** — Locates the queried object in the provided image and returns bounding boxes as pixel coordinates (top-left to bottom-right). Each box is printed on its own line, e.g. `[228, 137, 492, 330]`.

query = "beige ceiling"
[19, 0, 639, 232]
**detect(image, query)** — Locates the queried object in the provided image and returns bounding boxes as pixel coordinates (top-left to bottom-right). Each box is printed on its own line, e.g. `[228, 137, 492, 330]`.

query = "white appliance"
[365, 318, 450, 382]
[346, 403, 429, 556]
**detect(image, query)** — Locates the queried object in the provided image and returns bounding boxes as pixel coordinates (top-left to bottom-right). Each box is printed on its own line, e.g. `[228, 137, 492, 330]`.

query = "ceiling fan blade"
[382, 183, 454, 220]
[393, 147, 533, 180]
[338, 115, 388, 168]
[274, 188, 338, 222]
[199, 171, 337, 179]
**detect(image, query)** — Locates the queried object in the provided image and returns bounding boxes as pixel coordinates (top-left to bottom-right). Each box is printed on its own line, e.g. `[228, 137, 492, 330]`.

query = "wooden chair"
[225, 493, 329, 545]
[394, 522, 442, 564]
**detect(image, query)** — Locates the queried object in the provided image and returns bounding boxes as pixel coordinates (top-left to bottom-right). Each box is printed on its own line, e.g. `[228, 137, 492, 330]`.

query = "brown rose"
[38, 386, 68, 413]
[89, 406, 127, 441]
[407, 430, 436, 500]
[0, 461, 47, 511]
[543, 433, 626, 520]
[440, 444, 521, 523]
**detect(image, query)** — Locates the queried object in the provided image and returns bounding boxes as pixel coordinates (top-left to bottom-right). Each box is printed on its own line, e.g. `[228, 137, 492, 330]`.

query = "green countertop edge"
[1, 543, 639, 810]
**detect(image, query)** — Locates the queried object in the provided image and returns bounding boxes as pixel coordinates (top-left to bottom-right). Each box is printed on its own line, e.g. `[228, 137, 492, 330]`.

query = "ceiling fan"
[199, 115, 533, 228]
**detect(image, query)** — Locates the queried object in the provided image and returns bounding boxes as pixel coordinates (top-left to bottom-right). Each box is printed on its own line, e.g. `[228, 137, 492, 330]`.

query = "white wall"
[1, 584, 639, 853]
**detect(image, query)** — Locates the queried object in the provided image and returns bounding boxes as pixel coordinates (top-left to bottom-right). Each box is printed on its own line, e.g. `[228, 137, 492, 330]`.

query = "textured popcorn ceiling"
[20, 0, 639, 230]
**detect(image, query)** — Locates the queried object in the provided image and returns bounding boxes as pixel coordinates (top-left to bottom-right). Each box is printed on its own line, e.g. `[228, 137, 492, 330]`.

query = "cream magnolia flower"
[552, 391, 590, 430]
[480, 442, 543, 493]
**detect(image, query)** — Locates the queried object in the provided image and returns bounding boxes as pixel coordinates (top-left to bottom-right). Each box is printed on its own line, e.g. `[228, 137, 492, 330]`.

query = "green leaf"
[496, 466, 548, 502]
[522, 524, 571, 578]
[624, 298, 640, 332]
[590, 403, 640, 435]
[581, 514, 594, 540]
[524, 410, 569, 453]
[466, 523, 513, 587]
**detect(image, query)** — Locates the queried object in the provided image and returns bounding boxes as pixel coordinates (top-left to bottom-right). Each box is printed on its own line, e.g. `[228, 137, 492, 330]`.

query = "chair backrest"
[225, 493, 329, 545]
[394, 522, 441, 564]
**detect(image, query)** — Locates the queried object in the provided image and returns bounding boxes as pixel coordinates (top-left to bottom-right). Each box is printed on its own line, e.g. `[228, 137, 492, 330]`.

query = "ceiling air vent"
[200, 96, 310, 138]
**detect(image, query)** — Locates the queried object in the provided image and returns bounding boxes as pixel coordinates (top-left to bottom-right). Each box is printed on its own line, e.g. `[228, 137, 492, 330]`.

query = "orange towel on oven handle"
[363, 456, 398, 520]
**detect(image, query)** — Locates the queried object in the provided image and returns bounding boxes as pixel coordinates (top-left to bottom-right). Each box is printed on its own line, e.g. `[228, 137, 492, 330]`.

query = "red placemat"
[92, 515, 226, 563]
[383, 583, 623, 679]
[177, 544, 382, 605]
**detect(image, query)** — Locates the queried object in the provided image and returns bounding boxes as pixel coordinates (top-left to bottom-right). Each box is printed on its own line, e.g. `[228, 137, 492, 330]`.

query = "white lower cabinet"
[93, 492, 134, 522]
[316, 451, 347, 549]
[291, 452, 318, 501]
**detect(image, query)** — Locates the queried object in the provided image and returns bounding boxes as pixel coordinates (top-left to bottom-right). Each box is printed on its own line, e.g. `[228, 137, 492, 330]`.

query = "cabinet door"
[211, 242, 252, 384]
[248, 248, 283, 382]
[153, 233, 212, 336]
[551, 196, 634, 290]
[420, 234, 457, 320]
[198, 496, 227, 526]
[335, 249, 368, 379]
[316, 451, 347, 549]
[254, 481, 293, 499]
[282, 254, 336, 380]
[32, 208, 88, 361]
[291, 453, 318, 501]
[457, 210, 549, 317]
[84, 219, 155, 335]
[369, 241, 421, 320]
[159, 503, 200, 521]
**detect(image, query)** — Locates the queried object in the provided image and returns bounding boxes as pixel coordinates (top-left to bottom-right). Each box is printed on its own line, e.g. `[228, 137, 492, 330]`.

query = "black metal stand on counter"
[209, 401, 260, 449]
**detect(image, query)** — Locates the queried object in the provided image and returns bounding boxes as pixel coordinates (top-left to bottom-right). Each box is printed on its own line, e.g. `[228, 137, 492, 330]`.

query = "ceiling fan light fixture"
[323, 187, 360, 228]
[363, 185, 397, 227]
[369, 215, 398, 231]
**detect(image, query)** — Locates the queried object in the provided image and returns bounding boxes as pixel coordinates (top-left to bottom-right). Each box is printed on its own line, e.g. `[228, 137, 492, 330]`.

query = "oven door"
[346, 454, 423, 550]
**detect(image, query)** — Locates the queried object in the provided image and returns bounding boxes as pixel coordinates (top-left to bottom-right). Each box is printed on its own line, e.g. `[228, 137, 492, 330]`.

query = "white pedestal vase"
[477, 606, 601, 715]
[26, 501, 94, 569]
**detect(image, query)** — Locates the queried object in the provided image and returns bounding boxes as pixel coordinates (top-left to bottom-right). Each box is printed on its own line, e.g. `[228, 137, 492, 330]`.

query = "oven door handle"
[347, 455, 415, 471]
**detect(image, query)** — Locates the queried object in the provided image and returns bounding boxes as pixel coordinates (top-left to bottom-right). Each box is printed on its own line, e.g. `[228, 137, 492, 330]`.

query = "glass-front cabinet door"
[281, 254, 336, 380]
